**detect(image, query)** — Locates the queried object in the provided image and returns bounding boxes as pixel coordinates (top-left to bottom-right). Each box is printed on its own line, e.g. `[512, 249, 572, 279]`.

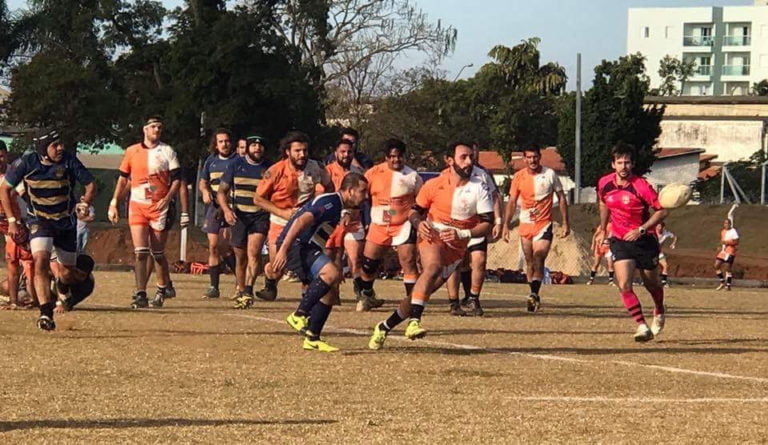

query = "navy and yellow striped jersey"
[219, 157, 272, 215]
[4, 151, 94, 224]
[201, 153, 236, 206]
[277, 192, 343, 249]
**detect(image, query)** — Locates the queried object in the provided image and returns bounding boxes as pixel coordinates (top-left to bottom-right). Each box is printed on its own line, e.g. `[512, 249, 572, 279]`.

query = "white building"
[628, 1, 768, 96]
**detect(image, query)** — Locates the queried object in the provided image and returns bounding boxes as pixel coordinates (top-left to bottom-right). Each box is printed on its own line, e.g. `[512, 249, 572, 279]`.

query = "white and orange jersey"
[325, 162, 365, 191]
[256, 158, 330, 225]
[508, 166, 562, 225]
[720, 228, 739, 255]
[416, 173, 494, 231]
[119, 142, 180, 204]
[366, 162, 423, 226]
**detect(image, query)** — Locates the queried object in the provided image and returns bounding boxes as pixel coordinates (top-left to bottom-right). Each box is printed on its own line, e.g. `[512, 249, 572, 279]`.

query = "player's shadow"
[0, 418, 336, 432]
[65, 329, 362, 339]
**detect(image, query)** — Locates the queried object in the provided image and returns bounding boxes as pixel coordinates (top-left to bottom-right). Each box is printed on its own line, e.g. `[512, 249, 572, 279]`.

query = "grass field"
[1, 271, 768, 443]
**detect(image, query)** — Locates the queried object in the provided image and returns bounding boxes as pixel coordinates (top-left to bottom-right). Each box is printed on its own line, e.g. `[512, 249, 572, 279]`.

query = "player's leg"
[466, 245, 488, 316]
[148, 228, 171, 307]
[714, 258, 726, 290]
[606, 254, 615, 285]
[640, 265, 665, 336]
[612, 243, 652, 342]
[129, 223, 152, 308]
[404, 242, 445, 339]
[723, 259, 734, 291]
[368, 243, 419, 349]
[588, 252, 601, 285]
[257, 223, 283, 301]
[230, 217, 248, 297]
[355, 239, 386, 311]
[445, 268, 466, 316]
[30, 241, 55, 330]
[247, 231, 265, 291]
[658, 254, 669, 287]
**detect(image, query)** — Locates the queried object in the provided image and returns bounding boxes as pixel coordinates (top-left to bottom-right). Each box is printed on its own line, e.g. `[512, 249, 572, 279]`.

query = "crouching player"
[368, 142, 494, 349]
[0, 129, 95, 330]
[275, 173, 369, 352]
[54, 254, 96, 312]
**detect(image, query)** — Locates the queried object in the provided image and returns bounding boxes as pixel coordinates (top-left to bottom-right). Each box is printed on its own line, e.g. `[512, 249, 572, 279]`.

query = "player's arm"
[253, 192, 293, 221]
[198, 177, 213, 205]
[158, 171, 181, 211]
[502, 183, 520, 242]
[490, 189, 503, 240]
[624, 208, 669, 242]
[217, 180, 237, 225]
[669, 232, 678, 249]
[271, 212, 315, 274]
[109, 175, 129, 224]
[598, 199, 609, 235]
[555, 189, 570, 238]
[0, 182, 20, 235]
[320, 167, 334, 193]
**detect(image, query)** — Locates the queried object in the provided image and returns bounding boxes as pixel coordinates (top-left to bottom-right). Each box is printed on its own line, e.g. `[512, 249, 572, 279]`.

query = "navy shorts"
[467, 238, 488, 253]
[610, 235, 660, 271]
[203, 205, 228, 234]
[286, 242, 332, 284]
[29, 218, 78, 265]
[231, 212, 269, 248]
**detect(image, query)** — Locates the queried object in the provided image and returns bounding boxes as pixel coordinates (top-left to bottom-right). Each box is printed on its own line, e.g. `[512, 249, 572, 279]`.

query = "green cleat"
[404, 319, 427, 340]
[286, 312, 308, 334]
[368, 323, 389, 350]
[303, 337, 339, 352]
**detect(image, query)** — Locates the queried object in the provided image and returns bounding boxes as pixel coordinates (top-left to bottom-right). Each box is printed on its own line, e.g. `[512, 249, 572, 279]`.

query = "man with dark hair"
[354, 138, 422, 311]
[253, 130, 332, 301]
[199, 128, 237, 299]
[323, 127, 374, 170]
[368, 142, 493, 349]
[218, 135, 273, 308]
[236, 138, 247, 158]
[278, 172, 369, 352]
[598, 142, 668, 341]
[0, 129, 96, 330]
[502, 145, 570, 313]
[108, 116, 181, 308]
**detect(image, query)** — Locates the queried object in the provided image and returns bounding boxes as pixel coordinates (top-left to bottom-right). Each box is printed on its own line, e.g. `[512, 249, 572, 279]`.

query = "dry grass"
[1, 271, 768, 443]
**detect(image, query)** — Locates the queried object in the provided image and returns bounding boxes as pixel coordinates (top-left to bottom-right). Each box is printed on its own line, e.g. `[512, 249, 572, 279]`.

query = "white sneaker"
[634, 323, 654, 342]
[716, 283, 725, 290]
[651, 313, 666, 336]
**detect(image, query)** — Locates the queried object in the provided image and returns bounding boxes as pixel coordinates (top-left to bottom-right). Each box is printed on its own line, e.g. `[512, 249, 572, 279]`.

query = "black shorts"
[286, 242, 332, 284]
[162, 200, 178, 232]
[716, 254, 735, 265]
[231, 212, 269, 248]
[467, 239, 488, 253]
[203, 205, 229, 234]
[610, 235, 660, 270]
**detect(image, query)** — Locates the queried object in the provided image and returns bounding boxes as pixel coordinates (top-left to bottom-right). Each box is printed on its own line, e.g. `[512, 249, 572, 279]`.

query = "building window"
[700, 84, 709, 96]
[643, 26, 650, 38]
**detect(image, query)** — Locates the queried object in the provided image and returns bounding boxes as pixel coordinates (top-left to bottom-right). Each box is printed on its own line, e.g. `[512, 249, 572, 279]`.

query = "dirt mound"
[86, 224, 210, 265]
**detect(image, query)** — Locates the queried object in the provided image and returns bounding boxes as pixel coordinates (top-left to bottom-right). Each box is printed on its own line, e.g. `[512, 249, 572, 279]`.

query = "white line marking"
[223, 313, 768, 384]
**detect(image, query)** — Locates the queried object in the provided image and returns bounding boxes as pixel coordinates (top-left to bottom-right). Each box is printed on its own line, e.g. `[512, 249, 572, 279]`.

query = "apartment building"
[628, 1, 768, 96]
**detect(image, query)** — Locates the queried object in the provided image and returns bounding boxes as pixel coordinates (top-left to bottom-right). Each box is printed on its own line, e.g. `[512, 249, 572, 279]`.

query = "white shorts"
[30, 237, 77, 266]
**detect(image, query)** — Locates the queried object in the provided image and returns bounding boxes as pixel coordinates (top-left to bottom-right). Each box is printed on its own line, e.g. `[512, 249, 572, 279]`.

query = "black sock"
[726, 275, 732, 285]
[608, 271, 615, 281]
[265, 278, 277, 291]
[589, 270, 596, 279]
[382, 310, 404, 331]
[530, 280, 542, 295]
[244, 285, 253, 295]
[209, 264, 220, 289]
[223, 254, 236, 272]
[661, 274, 668, 283]
[460, 270, 472, 297]
[40, 302, 55, 318]
[450, 299, 461, 309]
[410, 302, 425, 320]
[469, 291, 480, 301]
[297, 278, 331, 315]
[404, 282, 415, 298]
[717, 272, 724, 282]
[136, 290, 147, 299]
[357, 277, 373, 291]
[307, 302, 333, 340]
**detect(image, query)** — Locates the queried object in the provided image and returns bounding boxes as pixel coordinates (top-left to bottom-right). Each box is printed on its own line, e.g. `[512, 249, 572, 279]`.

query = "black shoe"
[460, 295, 471, 307]
[37, 315, 56, 331]
[255, 286, 277, 301]
[165, 283, 176, 299]
[131, 292, 149, 308]
[360, 288, 384, 308]
[202, 286, 220, 299]
[526, 294, 541, 313]
[151, 288, 165, 308]
[467, 298, 484, 316]
[449, 302, 467, 316]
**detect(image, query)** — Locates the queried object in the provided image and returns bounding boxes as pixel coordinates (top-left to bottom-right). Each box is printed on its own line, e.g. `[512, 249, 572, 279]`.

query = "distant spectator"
[76, 197, 95, 253]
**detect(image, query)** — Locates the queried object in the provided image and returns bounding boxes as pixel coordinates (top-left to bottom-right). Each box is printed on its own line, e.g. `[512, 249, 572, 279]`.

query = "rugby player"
[253, 131, 332, 301]
[368, 142, 493, 349]
[715, 217, 739, 291]
[217, 135, 272, 308]
[108, 117, 181, 308]
[502, 145, 570, 312]
[656, 222, 677, 287]
[0, 129, 95, 330]
[199, 129, 237, 299]
[598, 142, 668, 342]
[587, 223, 615, 286]
[278, 173, 370, 352]
[354, 139, 422, 311]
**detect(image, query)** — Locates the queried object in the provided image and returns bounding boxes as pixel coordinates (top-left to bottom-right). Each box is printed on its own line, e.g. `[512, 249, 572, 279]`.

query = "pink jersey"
[597, 173, 661, 240]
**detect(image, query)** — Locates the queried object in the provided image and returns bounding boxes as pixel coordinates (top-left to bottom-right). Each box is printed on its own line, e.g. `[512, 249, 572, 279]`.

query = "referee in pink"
[597, 143, 669, 342]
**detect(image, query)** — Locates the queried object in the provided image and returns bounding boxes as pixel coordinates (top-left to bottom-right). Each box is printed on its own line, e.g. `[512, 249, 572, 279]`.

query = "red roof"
[655, 147, 705, 159]
[698, 165, 722, 181]
[478, 147, 567, 175]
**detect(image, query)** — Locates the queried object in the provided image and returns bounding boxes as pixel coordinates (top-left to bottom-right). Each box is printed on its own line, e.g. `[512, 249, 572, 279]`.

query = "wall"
[646, 154, 701, 187]
[658, 119, 763, 162]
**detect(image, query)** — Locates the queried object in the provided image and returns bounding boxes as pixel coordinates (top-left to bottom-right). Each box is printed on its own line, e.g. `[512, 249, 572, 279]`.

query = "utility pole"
[574, 53, 582, 203]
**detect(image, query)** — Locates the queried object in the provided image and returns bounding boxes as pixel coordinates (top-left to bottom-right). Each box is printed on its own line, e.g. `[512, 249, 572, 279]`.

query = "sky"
[5, 0, 756, 89]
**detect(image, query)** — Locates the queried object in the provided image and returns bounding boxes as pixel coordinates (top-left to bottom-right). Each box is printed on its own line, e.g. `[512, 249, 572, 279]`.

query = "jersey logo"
[55, 166, 65, 178]
[622, 196, 631, 205]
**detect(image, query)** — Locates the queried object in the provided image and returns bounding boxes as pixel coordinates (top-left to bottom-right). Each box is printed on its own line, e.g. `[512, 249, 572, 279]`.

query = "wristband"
[109, 199, 117, 207]
[638, 226, 646, 235]
[456, 229, 472, 239]
[494, 217, 502, 225]
[7, 217, 16, 224]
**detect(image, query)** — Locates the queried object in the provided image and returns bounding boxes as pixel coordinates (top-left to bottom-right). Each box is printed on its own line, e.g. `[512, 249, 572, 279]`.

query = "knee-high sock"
[621, 290, 646, 325]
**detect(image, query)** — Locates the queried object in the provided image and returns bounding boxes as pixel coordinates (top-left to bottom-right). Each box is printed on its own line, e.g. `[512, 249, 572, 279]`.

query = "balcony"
[722, 65, 750, 76]
[683, 35, 714, 46]
[695, 65, 712, 76]
[723, 35, 751, 46]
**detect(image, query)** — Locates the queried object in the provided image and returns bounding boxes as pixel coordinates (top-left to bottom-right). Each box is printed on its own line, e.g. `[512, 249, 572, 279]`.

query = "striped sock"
[621, 290, 646, 325]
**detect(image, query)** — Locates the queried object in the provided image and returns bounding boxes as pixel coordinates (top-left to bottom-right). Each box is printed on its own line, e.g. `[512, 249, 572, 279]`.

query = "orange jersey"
[256, 159, 330, 225]
[119, 142, 180, 204]
[719, 228, 739, 256]
[325, 162, 365, 191]
[0, 172, 23, 233]
[509, 166, 562, 225]
[365, 163, 423, 226]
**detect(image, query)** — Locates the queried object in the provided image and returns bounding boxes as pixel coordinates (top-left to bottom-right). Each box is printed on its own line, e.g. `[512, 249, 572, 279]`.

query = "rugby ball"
[658, 183, 692, 209]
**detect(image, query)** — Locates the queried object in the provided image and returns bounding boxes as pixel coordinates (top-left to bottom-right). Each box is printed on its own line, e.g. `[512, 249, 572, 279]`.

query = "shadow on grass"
[0, 417, 336, 432]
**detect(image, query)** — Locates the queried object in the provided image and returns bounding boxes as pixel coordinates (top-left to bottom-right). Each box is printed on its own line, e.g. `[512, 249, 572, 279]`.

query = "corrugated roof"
[478, 147, 567, 174]
[655, 147, 705, 159]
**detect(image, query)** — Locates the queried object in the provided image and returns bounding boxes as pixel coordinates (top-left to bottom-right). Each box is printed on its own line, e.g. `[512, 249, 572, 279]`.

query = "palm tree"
[484, 38, 566, 95]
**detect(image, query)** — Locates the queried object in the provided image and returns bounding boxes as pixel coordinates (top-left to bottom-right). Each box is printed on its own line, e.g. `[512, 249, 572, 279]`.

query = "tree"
[752, 79, 768, 96]
[658, 54, 695, 96]
[558, 53, 664, 187]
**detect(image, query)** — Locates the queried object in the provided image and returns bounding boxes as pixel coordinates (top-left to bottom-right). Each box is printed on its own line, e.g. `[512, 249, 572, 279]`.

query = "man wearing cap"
[217, 135, 272, 308]
[108, 117, 181, 308]
[0, 129, 96, 330]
